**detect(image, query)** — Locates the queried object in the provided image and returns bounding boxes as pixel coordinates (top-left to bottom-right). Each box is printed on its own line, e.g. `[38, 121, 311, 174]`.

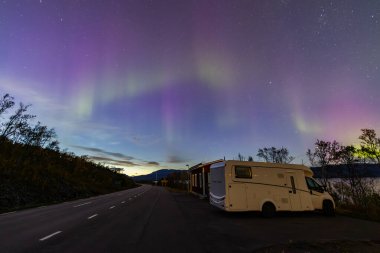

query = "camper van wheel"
[323, 200, 335, 217]
[262, 202, 276, 218]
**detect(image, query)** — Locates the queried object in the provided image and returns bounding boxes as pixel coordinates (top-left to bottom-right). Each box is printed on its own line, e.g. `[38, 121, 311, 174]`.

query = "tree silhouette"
[306, 140, 341, 189]
[19, 121, 57, 148]
[0, 94, 15, 116]
[336, 145, 373, 207]
[0, 103, 35, 141]
[358, 129, 380, 164]
[237, 153, 246, 161]
[257, 147, 294, 164]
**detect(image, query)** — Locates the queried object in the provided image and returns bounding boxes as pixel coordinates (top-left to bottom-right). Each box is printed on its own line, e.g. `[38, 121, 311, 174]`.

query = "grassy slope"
[0, 139, 137, 213]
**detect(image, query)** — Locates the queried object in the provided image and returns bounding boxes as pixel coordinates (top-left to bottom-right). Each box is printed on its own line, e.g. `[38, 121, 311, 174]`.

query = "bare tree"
[257, 147, 275, 162]
[337, 145, 374, 207]
[110, 167, 124, 174]
[0, 94, 15, 116]
[46, 140, 60, 152]
[358, 129, 380, 164]
[257, 147, 294, 164]
[0, 93, 60, 151]
[18, 121, 58, 148]
[307, 140, 342, 190]
[0, 103, 35, 141]
[236, 153, 246, 161]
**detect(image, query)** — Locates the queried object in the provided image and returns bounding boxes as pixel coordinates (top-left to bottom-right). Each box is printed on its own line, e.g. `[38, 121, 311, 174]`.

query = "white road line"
[129, 198, 133, 200]
[121, 201, 125, 204]
[73, 202, 92, 208]
[88, 214, 98, 219]
[0, 211, 15, 216]
[109, 206, 115, 209]
[39, 231, 62, 241]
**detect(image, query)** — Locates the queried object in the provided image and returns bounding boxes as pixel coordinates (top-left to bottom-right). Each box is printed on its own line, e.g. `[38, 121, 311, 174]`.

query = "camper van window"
[235, 166, 252, 179]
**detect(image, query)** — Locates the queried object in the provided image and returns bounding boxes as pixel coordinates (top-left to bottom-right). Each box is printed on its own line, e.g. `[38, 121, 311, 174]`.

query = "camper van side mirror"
[315, 186, 325, 193]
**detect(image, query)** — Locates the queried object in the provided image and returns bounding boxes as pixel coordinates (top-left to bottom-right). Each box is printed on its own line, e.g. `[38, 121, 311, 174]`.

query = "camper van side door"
[286, 174, 302, 210]
[229, 166, 250, 210]
[305, 177, 324, 210]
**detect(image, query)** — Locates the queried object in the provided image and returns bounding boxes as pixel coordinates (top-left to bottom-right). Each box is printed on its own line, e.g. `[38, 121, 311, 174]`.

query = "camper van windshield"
[305, 177, 324, 192]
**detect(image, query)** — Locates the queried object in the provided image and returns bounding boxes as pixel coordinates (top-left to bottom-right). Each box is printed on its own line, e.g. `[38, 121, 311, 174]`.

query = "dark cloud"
[146, 161, 160, 166]
[167, 155, 188, 164]
[71, 145, 134, 160]
[89, 156, 140, 167]
[112, 161, 140, 167]
[73, 146, 159, 168]
[88, 156, 115, 162]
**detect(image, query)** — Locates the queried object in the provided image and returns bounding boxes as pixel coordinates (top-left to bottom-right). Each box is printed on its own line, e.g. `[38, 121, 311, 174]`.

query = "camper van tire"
[322, 200, 335, 217]
[262, 202, 276, 218]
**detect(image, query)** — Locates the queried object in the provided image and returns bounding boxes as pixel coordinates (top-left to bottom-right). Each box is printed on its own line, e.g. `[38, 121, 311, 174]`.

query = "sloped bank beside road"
[0, 138, 137, 213]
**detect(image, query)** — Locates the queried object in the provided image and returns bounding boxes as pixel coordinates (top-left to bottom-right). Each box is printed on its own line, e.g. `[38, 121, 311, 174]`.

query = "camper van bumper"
[209, 192, 225, 210]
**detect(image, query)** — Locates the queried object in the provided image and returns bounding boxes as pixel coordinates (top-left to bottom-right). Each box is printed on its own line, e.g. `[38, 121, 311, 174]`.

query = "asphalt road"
[0, 185, 379, 253]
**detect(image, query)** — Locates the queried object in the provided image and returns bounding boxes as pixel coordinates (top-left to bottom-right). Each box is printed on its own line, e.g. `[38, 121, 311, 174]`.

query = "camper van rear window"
[235, 166, 252, 179]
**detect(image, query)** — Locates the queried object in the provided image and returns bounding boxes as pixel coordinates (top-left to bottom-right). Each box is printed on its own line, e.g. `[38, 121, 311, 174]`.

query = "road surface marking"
[88, 214, 98, 219]
[129, 198, 133, 200]
[109, 206, 115, 209]
[0, 211, 15, 216]
[39, 231, 62, 241]
[73, 202, 92, 207]
[121, 201, 125, 204]
[38, 206, 46, 209]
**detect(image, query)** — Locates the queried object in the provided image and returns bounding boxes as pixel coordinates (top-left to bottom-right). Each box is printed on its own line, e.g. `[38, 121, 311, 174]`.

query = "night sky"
[1, 0, 379, 175]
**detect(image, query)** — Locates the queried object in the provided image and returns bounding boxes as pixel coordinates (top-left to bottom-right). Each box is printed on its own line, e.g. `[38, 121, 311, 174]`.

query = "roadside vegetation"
[166, 171, 189, 191]
[0, 94, 136, 213]
[307, 129, 380, 221]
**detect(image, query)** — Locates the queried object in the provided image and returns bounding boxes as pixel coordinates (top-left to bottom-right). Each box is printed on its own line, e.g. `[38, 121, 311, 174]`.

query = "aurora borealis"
[0, 0, 379, 175]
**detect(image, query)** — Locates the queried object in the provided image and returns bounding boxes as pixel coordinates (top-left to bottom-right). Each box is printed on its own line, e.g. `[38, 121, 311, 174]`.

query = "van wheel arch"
[262, 202, 276, 218]
[322, 200, 335, 217]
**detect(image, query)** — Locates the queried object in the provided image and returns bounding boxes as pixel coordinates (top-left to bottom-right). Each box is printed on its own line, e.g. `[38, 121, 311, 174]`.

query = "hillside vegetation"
[0, 94, 136, 213]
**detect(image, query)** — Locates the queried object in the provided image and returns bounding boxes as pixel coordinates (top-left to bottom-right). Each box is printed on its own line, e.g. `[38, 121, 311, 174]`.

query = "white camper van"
[209, 160, 335, 217]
